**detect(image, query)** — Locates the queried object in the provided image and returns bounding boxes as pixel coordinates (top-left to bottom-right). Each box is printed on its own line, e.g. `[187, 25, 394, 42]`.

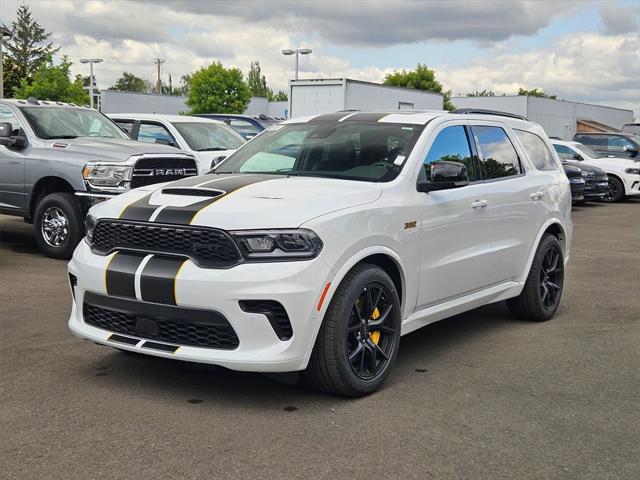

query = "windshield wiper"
[43, 135, 78, 139]
[196, 147, 226, 152]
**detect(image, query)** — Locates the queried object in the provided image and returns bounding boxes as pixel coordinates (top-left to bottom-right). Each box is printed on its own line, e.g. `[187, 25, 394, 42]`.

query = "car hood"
[568, 162, 605, 174]
[45, 137, 185, 162]
[92, 173, 383, 230]
[582, 156, 640, 170]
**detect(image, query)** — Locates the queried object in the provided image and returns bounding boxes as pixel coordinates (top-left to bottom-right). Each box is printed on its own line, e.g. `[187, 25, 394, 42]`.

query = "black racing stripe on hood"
[119, 174, 284, 224]
[139, 256, 185, 306]
[105, 252, 146, 299]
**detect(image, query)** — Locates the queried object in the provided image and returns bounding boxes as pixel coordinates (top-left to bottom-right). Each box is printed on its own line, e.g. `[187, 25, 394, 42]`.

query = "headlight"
[581, 170, 595, 177]
[85, 214, 97, 242]
[82, 163, 133, 187]
[569, 177, 585, 184]
[625, 168, 640, 175]
[230, 229, 323, 261]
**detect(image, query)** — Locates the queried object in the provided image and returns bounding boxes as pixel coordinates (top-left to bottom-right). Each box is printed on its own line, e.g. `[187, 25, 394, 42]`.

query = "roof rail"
[452, 108, 528, 121]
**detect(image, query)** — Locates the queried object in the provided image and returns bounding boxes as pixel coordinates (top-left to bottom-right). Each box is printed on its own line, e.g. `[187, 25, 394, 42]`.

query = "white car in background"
[110, 114, 246, 174]
[551, 139, 640, 202]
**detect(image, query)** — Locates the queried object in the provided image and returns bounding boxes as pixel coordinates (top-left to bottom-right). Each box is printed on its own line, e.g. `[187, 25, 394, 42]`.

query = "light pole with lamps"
[80, 58, 103, 108]
[281, 48, 312, 80]
[0, 26, 13, 99]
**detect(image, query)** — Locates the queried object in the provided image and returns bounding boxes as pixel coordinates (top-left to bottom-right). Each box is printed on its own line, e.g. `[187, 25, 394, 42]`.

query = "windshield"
[20, 106, 128, 140]
[217, 121, 424, 182]
[172, 121, 245, 151]
[575, 143, 600, 158]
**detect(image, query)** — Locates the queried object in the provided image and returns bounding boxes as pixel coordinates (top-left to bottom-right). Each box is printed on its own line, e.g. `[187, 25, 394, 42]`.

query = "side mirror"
[573, 153, 583, 161]
[0, 122, 11, 138]
[0, 122, 27, 149]
[417, 161, 470, 193]
[154, 138, 177, 147]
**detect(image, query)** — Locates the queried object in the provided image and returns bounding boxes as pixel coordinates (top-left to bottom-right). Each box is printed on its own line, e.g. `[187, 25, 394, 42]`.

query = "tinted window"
[138, 122, 176, 145]
[473, 126, 521, 179]
[229, 119, 260, 135]
[114, 120, 134, 137]
[219, 122, 423, 182]
[424, 126, 475, 182]
[607, 136, 638, 152]
[574, 135, 605, 147]
[514, 130, 558, 171]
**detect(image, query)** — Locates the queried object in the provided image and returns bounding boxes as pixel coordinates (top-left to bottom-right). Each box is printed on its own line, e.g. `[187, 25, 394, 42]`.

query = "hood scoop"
[161, 188, 225, 198]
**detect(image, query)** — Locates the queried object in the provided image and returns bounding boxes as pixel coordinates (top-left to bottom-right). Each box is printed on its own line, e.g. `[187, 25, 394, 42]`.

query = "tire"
[602, 176, 625, 203]
[507, 234, 564, 322]
[34, 192, 85, 259]
[305, 263, 401, 397]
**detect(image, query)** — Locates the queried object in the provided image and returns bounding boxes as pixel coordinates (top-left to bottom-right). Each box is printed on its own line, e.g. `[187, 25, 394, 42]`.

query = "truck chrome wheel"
[41, 207, 69, 247]
[539, 244, 563, 310]
[347, 283, 397, 380]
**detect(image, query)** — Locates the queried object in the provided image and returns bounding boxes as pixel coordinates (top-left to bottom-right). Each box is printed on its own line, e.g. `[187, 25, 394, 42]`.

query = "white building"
[288, 78, 444, 118]
[451, 95, 633, 140]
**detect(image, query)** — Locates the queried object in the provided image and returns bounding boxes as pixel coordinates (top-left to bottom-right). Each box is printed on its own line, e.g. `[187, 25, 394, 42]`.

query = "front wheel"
[602, 176, 625, 203]
[34, 192, 85, 259]
[305, 264, 401, 397]
[507, 234, 564, 321]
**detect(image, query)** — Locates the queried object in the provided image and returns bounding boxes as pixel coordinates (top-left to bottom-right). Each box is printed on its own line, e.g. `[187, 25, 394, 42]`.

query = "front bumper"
[569, 178, 585, 201]
[583, 178, 609, 200]
[68, 241, 333, 372]
[624, 175, 640, 197]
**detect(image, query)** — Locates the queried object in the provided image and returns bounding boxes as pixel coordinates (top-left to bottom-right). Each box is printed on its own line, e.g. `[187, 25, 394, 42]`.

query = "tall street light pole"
[80, 58, 103, 108]
[282, 48, 312, 80]
[0, 26, 13, 99]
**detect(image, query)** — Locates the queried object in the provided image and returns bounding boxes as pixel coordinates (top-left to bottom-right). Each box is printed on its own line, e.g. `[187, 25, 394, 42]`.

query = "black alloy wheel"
[346, 283, 397, 380]
[539, 244, 563, 311]
[603, 176, 624, 202]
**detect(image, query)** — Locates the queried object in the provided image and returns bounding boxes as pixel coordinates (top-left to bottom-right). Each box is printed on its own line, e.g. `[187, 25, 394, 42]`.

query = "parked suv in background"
[573, 132, 640, 159]
[621, 123, 640, 136]
[194, 113, 282, 139]
[69, 110, 572, 396]
[110, 114, 246, 173]
[552, 139, 640, 202]
[0, 98, 198, 259]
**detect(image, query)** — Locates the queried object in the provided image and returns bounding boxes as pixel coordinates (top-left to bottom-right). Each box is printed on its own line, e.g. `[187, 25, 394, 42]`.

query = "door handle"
[471, 199, 488, 209]
[530, 191, 544, 201]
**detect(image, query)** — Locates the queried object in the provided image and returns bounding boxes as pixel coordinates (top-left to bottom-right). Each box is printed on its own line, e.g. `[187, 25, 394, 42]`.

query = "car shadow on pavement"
[72, 301, 518, 407]
[0, 215, 40, 254]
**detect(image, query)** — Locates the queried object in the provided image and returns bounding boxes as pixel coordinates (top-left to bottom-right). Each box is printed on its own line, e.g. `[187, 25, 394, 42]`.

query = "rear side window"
[514, 129, 558, 171]
[472, 126, 521, 179]
[424, 126, 476, 182]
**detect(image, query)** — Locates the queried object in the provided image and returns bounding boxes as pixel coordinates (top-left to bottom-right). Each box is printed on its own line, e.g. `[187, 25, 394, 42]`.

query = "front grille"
[131, 157, 198, 189]
[84, 296, 239, 350]
[239, 300, 293, 340]
[91, 220, 241, 268]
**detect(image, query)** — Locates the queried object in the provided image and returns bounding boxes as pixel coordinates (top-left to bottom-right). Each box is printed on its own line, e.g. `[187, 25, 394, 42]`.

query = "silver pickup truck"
[0, 98, 198, 259]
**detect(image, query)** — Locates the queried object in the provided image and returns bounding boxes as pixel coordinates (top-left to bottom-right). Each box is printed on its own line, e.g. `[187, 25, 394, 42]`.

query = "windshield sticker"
[394, 155, 406, 165]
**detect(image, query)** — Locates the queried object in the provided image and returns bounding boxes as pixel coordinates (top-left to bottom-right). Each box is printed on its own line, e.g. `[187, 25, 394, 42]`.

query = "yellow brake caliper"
[369, 307, 381, 345]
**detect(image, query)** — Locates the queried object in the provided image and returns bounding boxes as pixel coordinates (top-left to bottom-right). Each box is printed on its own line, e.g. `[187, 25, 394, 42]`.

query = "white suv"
[68, 110, 572, 396]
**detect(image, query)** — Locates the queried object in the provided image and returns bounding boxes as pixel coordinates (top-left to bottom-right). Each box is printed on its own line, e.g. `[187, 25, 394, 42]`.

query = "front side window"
[172, 122, 245, 151]
[607, 136, 639, 152]
[423, 125, 476, 182]
[473, 126, 521, 179]
[0, 105, 22, 135]
[218, 121, 424, 182]
[19, 107, 128, 140]
[137, 122, 176, 145]
[553, 144, 577, 160]
[574, 143, 600, 158]
[515, 129, 558, 171]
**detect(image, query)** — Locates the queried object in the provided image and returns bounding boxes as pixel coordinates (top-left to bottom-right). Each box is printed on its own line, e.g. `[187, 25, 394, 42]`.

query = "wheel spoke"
[547, 281, 560, 292]
[349, 342, 364, 362]
[371, 341, 389, 361]
[540, 283, 549, 305]
[364, 287, 374, 318]
[367, 304, 392, 328]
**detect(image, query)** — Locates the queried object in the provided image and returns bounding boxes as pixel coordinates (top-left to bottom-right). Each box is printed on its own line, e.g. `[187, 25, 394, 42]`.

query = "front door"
[0, 105, 27, 212]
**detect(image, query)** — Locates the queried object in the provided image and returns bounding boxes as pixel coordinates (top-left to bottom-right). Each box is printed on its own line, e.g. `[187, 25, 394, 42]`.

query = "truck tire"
[305, 264, 401, 397]
[34, 192, 85, 259]
[507, 234, 564, 322]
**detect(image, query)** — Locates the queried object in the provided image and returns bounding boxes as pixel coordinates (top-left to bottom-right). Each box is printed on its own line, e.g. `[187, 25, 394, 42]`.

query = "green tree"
[13, 56, 89, 104]
[383, 63, 455, 110]
[518, 88, 557, 99]
[186, 62, 251, 114]
[109, 71, 149, 93]
[466, 89, 495, 97]
[2, 4, 59, 85]
[2, 56, 22, 98]
[269, 90, 288, 102]
[247, 61, 271, 98]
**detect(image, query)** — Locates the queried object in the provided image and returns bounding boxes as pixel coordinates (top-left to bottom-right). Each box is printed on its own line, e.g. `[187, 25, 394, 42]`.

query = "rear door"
[470, 123, 548, 285]
[0, 104, 27, 212]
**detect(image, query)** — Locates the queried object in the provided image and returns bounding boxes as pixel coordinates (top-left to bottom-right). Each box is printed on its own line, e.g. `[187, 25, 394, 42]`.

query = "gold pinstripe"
[189, 184, 254, 224]
[104, 252, 117, 294]
[173, 259, 189, 305]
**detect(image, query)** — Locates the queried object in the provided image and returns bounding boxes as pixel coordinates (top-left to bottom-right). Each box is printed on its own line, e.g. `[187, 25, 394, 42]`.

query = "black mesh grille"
[84, 303, 239, 349]
[239, 300, 293, 340]
[131, 157, 198, 188]
[91, 220, 241, 268]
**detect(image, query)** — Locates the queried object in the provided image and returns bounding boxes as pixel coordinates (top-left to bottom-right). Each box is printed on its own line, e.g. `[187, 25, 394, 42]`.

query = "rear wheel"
[34, 192, 84, 259]
[602, 176, 625, 202]
[305, 264, 401, 397]
[507, 234, 564, 322]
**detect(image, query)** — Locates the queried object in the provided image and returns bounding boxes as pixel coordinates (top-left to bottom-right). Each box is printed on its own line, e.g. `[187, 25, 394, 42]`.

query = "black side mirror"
[0, 122, 27, 149]
[624, 147, 639, 157]
[0, 122, 11, 138]
[573, 153, 583, 161]
[417, 161, 470, 193]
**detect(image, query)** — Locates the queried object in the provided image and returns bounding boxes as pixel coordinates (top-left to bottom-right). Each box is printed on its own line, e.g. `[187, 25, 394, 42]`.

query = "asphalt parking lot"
[1, 201, 639, 480]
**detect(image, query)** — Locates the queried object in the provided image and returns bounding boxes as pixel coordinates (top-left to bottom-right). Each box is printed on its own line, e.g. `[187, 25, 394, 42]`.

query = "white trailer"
[288, 78, 444, 118]
[451, 95, 633, 140]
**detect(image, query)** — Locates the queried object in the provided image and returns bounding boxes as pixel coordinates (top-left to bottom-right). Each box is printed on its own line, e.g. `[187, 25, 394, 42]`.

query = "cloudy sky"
[1, 0, 638, 114]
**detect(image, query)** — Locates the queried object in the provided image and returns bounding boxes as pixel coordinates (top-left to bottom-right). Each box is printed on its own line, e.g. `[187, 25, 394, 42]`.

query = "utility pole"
[80, 58, 103, 108]
[154, 58, 165, 94]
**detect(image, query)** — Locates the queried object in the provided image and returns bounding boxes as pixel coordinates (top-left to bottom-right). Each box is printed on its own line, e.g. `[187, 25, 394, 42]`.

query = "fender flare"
[519, 218, 567, 284]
